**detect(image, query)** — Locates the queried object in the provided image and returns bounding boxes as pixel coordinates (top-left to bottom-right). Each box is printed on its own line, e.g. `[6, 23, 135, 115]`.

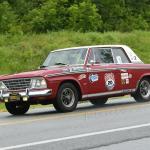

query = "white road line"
[1, 122, 150, 150]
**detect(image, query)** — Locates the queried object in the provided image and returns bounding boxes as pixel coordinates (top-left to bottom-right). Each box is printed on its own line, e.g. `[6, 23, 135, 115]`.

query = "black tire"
[5, 102, 30, 115]
[53, 83, 79, 112]
[90, 98, 108, 106]
[133, 78, 150, 102]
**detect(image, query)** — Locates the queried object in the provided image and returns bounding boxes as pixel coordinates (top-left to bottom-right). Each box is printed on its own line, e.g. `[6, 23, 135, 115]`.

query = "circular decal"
[105, 73, 115, 90]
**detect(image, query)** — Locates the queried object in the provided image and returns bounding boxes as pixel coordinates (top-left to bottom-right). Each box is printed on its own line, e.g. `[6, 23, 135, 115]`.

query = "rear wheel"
[5, 102, 30, 115]
[90, 98, 108, 106]
[133, 78, 150, 102]
[53, 83, 79, 112]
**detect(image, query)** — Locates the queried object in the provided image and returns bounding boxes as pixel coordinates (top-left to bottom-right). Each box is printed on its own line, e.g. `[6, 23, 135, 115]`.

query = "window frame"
[87, 47, 115, 65]
[111, 47, 131, 64]
[87, 47, 131, 65]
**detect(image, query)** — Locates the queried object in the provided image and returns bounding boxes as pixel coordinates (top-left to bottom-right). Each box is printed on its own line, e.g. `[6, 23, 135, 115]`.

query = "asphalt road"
[0, 97, 150, 150]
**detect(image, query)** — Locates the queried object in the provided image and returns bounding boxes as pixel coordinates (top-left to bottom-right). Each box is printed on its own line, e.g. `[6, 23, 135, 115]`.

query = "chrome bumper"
[0, 89, 52, 102]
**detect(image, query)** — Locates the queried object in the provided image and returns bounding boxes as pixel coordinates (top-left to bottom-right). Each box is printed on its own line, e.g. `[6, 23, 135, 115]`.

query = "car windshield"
[42, 48, 87, 67]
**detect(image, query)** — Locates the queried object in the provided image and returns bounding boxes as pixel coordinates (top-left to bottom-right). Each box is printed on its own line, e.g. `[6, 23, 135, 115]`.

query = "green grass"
[0, 103, 5, 112]
[0, 30, 150, 111]
[0, 30, 150, 75]
[0, 103, 52, 112]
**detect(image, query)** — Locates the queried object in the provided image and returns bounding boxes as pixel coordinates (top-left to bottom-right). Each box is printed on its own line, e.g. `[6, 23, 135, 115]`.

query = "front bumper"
[0, 89, 52, 102]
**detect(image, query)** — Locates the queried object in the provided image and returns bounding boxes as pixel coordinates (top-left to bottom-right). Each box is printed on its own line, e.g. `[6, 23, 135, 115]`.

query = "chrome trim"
[46, 71, 87, 77]
[0, 89, 52, 100]
[89, 67, 150, 71]
[2, 78, 31, 91]
[46, 66, 150, 78]
[82, 89, 136, 99]
[117, 67, 150, 70]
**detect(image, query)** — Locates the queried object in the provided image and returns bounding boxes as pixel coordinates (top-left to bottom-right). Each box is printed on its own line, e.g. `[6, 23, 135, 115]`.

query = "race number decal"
[105, 73, 115, 90]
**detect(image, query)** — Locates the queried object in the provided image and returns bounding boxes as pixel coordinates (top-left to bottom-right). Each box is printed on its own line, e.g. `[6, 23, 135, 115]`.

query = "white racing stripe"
[1, 122, 150, 150]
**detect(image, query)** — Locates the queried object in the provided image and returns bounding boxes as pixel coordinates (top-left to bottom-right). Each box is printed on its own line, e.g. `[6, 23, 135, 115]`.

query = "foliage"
[0, 1, 17, 33]
[0, 0, 149, 33]
[0, 103, 5, 112]
[92, 0, 150, 32]
[23, 0, 59, 32]
[0, 31, 149, 75]
[68, 0, 102, 32]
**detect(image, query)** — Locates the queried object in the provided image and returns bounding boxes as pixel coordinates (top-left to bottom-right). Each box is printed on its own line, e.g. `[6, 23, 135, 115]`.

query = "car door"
[86, 47, 122, 98]
[111, 47, 136, 92]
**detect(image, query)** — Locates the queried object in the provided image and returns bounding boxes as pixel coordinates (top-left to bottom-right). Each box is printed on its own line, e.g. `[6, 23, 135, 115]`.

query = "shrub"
[23, 0, 59, 32]
[117, 15, 149, 32]
[0, 1, 17, 33]
[68, 0, 102, 32]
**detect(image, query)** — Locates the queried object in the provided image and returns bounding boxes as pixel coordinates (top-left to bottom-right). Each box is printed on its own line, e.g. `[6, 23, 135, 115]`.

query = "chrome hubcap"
[140, 80, 150, 99]
[61, 88, 75, 107]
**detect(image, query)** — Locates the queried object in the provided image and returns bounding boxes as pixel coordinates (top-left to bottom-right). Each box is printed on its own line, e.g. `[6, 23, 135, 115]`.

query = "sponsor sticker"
[78, 74, 86, 80]
[89, 74, 99, 82]
[121, 73, 129, 79]
[129, 74, 133, 79]
[105, 73, 115, 90]
[121, 73, 131, 85]
[116, 56, 123, 64]
[126, 79, 129, 84]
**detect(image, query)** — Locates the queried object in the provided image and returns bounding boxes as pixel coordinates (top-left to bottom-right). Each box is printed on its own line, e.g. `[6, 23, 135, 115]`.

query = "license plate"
[9, 93, 21, 101]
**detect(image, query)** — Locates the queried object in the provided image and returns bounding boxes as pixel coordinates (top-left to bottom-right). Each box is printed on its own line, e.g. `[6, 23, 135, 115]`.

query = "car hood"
[0, 66, 85, 81]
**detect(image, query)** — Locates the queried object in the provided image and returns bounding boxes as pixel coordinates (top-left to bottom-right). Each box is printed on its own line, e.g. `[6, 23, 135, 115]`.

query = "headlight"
[30, 78, 47, 89]
[0, 81, 7, 90]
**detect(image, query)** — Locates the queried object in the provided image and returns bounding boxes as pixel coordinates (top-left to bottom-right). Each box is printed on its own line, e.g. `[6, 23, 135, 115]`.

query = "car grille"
[3, 78, 31, 90]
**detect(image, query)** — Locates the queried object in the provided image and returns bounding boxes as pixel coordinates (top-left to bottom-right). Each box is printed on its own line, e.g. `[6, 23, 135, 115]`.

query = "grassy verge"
[0, 30, 150, 74]
[0, 31, 150, 111]
[0, 103, 51, 112]
[0, 103, 5, 112]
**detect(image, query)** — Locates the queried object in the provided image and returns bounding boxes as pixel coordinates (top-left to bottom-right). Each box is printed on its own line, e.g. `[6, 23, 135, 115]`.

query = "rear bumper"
[0, 89, 52, 102]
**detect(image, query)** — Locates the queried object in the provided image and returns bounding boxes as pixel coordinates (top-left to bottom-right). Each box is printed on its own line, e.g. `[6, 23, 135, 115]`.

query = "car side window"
[112, 48, 130, 64]
[92, 48, 114, 64]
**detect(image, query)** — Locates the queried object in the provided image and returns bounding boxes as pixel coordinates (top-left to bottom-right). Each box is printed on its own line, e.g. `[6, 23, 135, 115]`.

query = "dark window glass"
[112, 48, 130, 64]
[92, 48, 114, 64]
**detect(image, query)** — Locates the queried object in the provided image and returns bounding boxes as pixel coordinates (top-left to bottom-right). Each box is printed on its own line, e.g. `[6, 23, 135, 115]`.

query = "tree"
[23, 0, 59, 32]
[92, 0, 149, 31]
[0, 0, 149, 33]
[68, 0, 102, 32]
[0, 1, 17, 33]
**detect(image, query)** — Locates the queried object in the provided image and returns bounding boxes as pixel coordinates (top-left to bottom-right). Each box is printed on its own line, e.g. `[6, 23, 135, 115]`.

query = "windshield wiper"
[54, 63, 67, 66]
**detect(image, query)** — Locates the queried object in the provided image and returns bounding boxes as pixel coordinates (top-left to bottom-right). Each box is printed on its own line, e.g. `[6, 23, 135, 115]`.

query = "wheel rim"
[61, 88, 75, 107]
[140, 80, 150, 99]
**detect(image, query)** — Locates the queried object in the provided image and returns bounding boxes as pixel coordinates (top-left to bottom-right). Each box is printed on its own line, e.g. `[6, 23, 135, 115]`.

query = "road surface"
[0, 97, 150, 150]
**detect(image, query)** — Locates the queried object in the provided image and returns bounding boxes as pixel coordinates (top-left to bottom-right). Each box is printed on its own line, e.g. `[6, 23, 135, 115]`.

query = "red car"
[0, 45, 150, 115]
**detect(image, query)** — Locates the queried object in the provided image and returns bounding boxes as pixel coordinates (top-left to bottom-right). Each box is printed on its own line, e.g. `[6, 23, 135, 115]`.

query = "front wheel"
[53, 83, 79, 112]
[133, 78, 150, 102]
[90, 98, 108, 106]
[5, 102, 30, 115]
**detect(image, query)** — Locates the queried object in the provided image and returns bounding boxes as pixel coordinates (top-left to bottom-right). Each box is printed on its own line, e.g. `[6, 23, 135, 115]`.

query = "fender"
[46, 75, 85, 98]
[135, 73, 150, 91]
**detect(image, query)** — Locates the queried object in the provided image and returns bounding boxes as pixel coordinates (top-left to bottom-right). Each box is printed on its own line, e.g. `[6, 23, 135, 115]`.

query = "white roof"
[52, 45, 128, 52]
